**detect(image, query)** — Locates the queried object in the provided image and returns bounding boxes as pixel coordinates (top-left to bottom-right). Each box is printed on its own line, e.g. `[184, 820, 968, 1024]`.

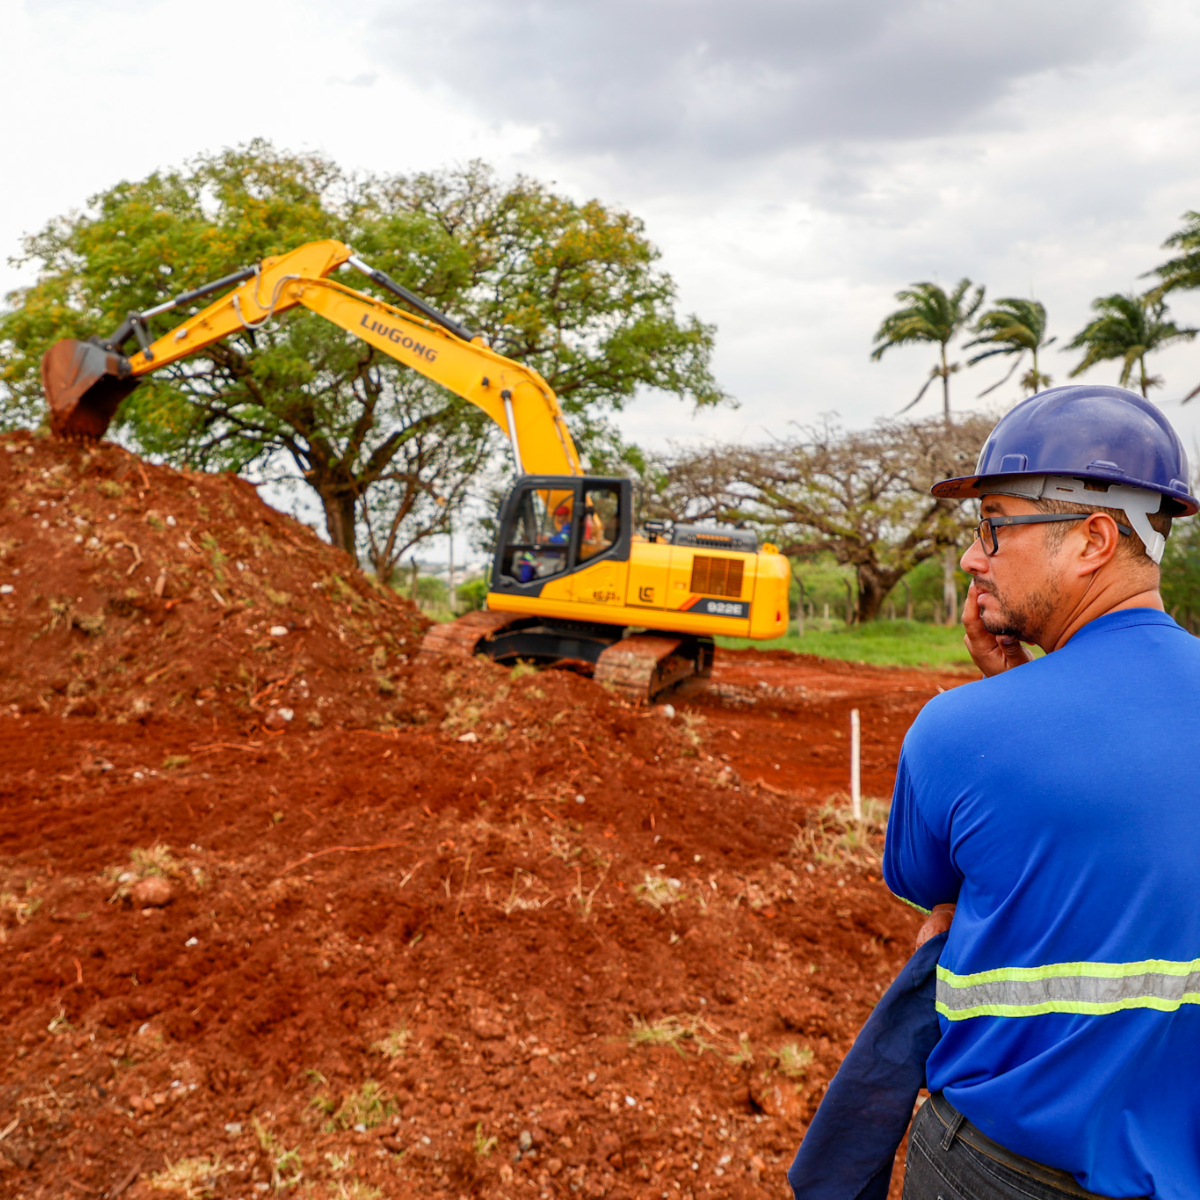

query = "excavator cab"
[493, 476, 631, 593]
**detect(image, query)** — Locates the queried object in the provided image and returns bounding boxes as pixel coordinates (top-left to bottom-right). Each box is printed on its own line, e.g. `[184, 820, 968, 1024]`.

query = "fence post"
[850, 708, 862, 821]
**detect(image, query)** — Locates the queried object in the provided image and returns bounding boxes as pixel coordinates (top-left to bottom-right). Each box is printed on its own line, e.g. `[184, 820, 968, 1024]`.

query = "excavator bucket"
[41, 339, 139, 440]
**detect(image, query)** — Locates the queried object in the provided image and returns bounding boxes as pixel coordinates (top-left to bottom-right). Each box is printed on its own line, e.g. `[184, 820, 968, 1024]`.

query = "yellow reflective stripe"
[938, 957, 1200, 987]
[937, 993, 1200, 1021]
[936, 956, 1200, 1020]
[890, 892, 931, 916]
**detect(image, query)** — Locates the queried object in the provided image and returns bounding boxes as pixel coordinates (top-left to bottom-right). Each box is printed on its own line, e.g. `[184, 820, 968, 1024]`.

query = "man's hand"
[915, 903, 956, 950]
[963, 580, 1033, 677]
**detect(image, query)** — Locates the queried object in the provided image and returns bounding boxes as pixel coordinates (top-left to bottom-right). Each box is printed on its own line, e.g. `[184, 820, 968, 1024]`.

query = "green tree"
[870, 278, 983, 626]
[1064, 292, 1195, 398]
[965, 297, 1055, 396]
[0, 142, 725, 570]
[1147, 212, 1200, 403]
[870, 279, 985, 425]
[1148, 210, 1200, 295]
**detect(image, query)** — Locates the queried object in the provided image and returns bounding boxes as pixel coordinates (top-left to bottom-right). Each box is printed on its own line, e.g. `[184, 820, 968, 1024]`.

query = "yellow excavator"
[40, 239, 790, 700]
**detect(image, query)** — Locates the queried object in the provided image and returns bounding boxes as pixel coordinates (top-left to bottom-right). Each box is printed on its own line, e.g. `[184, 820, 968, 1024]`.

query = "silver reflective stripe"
[936, 960, 1200, 1020]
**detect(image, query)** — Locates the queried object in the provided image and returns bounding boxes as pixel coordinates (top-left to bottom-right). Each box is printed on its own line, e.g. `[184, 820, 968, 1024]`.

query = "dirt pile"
[0, 426, 972, 1198]
[0, 430, 426, 729]
[0, 642, 965, 1200]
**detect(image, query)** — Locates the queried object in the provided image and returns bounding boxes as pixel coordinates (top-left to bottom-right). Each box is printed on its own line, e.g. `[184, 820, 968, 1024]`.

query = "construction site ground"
[0, 429, 971, 1200]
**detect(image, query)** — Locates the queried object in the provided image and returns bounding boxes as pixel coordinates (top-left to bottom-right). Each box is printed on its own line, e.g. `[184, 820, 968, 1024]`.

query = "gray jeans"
[903, 1093, 1139, 1200]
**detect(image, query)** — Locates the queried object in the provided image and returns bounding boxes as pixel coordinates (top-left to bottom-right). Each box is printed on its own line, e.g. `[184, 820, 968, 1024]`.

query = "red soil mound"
[0, 634, 965, 1199]
[0, 430, 426, 730]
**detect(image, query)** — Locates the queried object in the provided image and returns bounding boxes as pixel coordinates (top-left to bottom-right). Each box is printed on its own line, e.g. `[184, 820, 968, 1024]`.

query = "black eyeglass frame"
[975, 513, 1132, 556]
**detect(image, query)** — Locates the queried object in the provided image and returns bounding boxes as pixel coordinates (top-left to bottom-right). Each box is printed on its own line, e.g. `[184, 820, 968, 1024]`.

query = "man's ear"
[1078, 513, 1123, 570]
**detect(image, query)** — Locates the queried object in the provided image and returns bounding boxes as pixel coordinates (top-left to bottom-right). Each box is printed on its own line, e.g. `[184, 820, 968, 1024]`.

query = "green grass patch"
[717, 619, 974, 670]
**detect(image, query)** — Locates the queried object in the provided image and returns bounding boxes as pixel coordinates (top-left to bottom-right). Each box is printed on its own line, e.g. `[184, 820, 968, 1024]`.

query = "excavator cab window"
[499, 487, 573, 583]
[580, 485, 619, 561]
[495, 477, 630, 589]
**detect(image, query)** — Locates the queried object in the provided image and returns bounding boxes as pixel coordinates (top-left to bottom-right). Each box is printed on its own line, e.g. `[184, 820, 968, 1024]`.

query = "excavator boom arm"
[43, 239, 582, 478]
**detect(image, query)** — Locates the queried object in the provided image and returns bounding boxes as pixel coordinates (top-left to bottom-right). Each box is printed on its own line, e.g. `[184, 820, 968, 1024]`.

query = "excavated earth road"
[0, 428, 972, 1200]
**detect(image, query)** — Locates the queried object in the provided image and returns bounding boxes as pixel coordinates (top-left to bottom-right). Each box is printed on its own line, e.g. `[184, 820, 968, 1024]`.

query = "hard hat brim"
[932, 471, 1199, 517]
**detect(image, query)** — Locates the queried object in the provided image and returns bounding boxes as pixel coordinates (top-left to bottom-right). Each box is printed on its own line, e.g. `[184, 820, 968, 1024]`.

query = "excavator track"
[420, 614, 712, 704]
[594, 634, 710, 703]
[418, 610, 522, 660]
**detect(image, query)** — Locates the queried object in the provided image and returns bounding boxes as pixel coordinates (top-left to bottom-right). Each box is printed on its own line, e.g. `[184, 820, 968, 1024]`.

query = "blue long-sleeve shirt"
[884, 609, 1200, 1200]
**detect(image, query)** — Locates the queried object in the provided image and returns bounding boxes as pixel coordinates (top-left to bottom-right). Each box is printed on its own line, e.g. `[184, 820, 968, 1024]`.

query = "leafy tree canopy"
[1149, 210, 1200, 297]
[1064, 292, 1195, 398]
[0, 140, 726, 572]
[870, 279, 984, 422]
[965, 297, 1054, 396]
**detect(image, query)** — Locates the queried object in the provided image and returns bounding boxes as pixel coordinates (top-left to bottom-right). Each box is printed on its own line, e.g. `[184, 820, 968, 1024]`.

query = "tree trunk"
[372, 552, 397, 589]
[320, 491, 360, 565]
[903, 580, 913, 621]
[853, 572, 880, 624]
[942, 547, 958, 626]
[941, 344, 952, 426]
[844, 578, 856, 625]
[855, 565, 908, 624]
[794, 577, 805, 636]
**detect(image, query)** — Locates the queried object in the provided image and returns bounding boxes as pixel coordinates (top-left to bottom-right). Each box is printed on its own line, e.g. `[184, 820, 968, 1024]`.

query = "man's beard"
[976, 578, 1060, 644]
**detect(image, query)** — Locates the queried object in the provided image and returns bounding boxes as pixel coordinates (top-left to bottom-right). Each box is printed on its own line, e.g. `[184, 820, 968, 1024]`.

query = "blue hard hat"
[932, 385, 1198, 516]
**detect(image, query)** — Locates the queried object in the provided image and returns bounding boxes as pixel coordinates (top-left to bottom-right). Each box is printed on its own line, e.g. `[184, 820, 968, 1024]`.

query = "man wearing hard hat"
[884, 385, 1200, 1199]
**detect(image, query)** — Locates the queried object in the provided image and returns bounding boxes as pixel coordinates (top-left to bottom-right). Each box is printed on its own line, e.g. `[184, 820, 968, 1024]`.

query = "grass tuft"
[370, 1025, 412, 1060]
[147, 1156, 226, 1197]
[774, 1042, 813, 1079]
[131, 843, 181, 878]
[628, 1013, 723, 1057]
[634, 873, 683, 912]
[791, 797, 889, 868]
[319, 1081, 396, 1132]
[473, 1122, 498, 1159]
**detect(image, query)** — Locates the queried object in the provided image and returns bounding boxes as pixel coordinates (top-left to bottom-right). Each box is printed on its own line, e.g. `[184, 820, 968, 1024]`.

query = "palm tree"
[1065, 293, 1195, 398]
[871, 278, 983, 628]
[965, 298, 1055, 396]
[1148, 210, 1200, 296]
[1147, 213, 1200, 402]
[870, 279, 985, 426]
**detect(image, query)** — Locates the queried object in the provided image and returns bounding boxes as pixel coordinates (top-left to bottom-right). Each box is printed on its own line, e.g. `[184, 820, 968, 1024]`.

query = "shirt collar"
[1063, 607, 1179, 647]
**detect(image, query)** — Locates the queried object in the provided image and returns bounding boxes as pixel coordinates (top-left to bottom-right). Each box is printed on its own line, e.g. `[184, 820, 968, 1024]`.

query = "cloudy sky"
[6, 0, 1200, 463]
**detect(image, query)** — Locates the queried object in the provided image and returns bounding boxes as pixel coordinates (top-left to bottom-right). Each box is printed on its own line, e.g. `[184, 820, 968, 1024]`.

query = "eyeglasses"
[975, 513, 1132, 556]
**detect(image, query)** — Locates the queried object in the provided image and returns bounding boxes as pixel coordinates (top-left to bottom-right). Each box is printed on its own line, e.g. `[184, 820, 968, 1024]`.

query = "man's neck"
[1043, 578, 1164, 653]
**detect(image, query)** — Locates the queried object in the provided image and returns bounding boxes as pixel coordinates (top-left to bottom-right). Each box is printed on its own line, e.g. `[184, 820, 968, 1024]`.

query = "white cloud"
[371, 0, 1140, 162]
[5, 0, 1200, 470]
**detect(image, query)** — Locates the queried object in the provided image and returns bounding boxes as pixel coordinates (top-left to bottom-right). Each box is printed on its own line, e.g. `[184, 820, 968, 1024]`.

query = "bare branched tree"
[652, 415, 993, 623]
[357, 384, 498, 585]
